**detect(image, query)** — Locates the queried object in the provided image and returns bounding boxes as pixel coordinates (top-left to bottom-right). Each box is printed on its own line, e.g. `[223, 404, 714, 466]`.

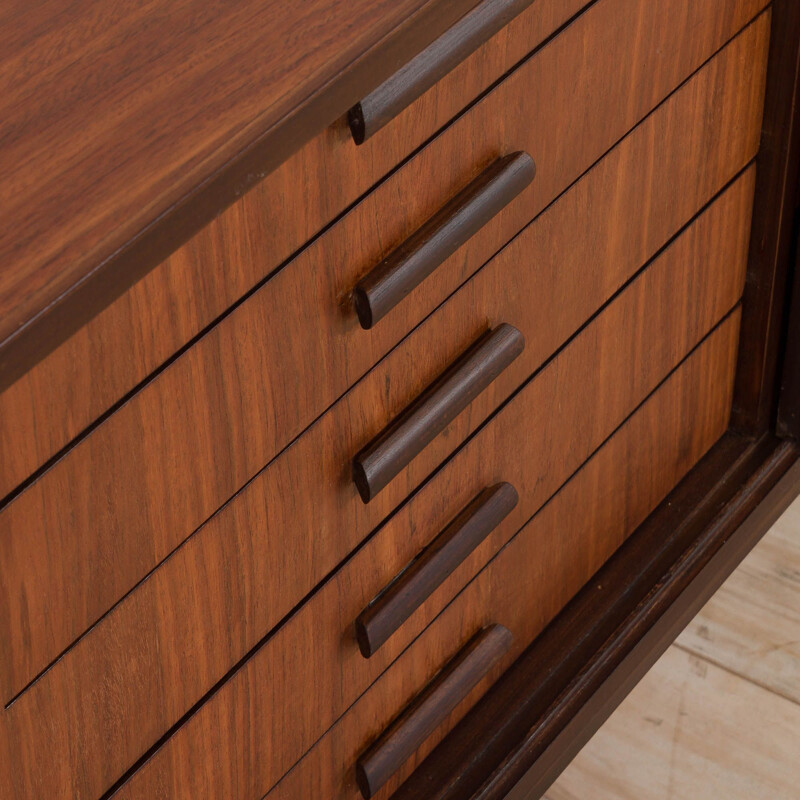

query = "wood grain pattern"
[0, 0, 767, 504]
[265, 316, 741, 800]
[357, 625, 513, 799]
[0, 19, 766, 712]
[354, 153, 535, 328]
[675, 499, 800, 704]
[349, 0, 539, 143]
[577, 501, 800, 800]
[12, 191, 747, 800]
[354, 324, 525, 502]
[546, 647, 800, 800]
[0, 0, 590, 494]
[393, 434, 799, 800]
[356, 484, 518, 659]
[508, 447, 800, 800]
[732, 0, 800, 435]
[0, 172, 747, 800]
[0, 0, 482, 385]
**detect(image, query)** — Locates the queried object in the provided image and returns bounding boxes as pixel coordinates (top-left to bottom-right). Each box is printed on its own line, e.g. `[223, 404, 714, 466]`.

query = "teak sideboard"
[1, 1, 799, 798]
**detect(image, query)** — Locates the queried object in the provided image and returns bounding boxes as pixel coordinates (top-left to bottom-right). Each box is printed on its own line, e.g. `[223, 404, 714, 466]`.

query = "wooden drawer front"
[0, 6, 769, 710]
[121, 315, 742, 800]
[0, 21, 765, 758]
[0, 0, 589, 499]
[271, 318, 740, 800]
[1, 160, 750, 800]
[2, 0, 765, 498]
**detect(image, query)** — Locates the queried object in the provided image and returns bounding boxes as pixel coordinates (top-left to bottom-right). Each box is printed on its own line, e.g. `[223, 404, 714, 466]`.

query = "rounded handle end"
[348, 103, 367, 145]
[355, 616, 375, 659]
[355, 761, 374, 799]
[353, 459, 373, 504]
[353, 285, 375, 330]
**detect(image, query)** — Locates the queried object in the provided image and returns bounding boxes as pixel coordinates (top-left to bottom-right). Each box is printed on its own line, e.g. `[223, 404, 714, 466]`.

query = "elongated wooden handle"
[352, 324, 524, 503]
[356, 484, 518, 657]
[347, 0, 536, 144]
[356, 624, 513, 799]
[353, 152, 535, 329]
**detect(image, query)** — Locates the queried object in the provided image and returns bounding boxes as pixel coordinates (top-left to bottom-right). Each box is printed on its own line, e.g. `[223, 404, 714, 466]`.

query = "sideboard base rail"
[389, 431, 800, 800]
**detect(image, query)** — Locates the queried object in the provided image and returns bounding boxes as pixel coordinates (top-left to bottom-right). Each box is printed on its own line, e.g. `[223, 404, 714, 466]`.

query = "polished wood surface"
[356, 484, 518, 659]
[349, 0, 538, 143]
[354, 153, 535, 328]
[0, 0, 484, 387]
[46, 191, 746, 800]
[354, 324, 525, 502]
[0, 0, 790, 797]
[357, 625, 513, 799]
[0, 0, 766, 504]
[484, 7, 800, 794]
[267, 316, 741, 800]
[474, 439, 800, 800]
[733, 0, 800, 435]
[0, 18, 766, 714]
[0, 0, 589, 494]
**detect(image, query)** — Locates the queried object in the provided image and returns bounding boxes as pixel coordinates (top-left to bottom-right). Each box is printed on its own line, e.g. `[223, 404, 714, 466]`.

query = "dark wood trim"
[777, 199, 800, 438]
[356, 483, 519, 658]
[348, 0, 537, 144]
[387, 5, 800, 794]
[353, 153, 535, 329]
[357, 624, 513, 799]
[731, 0, 800, 434]
[500, 442, 800, 800]
[353, 324, 524, 502]
[0, 0, 482, 393]
[388, 433, 799, 800]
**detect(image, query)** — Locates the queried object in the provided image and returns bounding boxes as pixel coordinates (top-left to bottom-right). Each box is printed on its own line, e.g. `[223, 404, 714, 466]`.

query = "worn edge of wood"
[0, 0, 483, 393]
[731, 0, 800, 433]
[387, 432, 800, 800]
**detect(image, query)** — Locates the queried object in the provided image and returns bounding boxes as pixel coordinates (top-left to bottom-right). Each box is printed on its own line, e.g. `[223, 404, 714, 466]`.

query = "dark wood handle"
[353, 152, 535, 329]
[347, 0, 536, 144]
[356, 484, 518, 657]
[353, 324, 524, 503]
[356, 624, 513, 799]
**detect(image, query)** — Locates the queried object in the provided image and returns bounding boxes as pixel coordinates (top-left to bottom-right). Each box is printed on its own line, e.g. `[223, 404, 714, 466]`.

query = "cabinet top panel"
[0, 0, 477, 389]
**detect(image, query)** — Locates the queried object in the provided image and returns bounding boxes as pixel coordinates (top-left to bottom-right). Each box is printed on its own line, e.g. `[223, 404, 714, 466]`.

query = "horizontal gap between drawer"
[97, 301, 745, 800]
[0, 0, 759, 514]
[390, 432, 798, 800]
[260, 306, 748, 800]
[4, 146, 757, 714]
[0, 0, 600, 511]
